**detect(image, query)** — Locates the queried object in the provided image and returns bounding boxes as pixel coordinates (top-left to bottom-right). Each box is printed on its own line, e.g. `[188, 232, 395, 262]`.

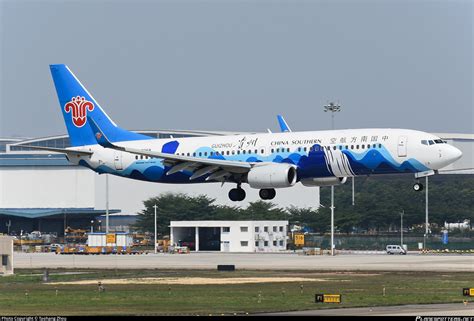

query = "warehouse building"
[170, 220, 289, 252]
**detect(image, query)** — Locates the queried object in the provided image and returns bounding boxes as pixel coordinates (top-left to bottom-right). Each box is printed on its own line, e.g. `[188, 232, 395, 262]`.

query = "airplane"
[25, 64, 463, 202]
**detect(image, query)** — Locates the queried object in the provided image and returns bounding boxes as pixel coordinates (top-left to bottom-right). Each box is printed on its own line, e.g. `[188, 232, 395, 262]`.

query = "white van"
[386, 245, 407, 255]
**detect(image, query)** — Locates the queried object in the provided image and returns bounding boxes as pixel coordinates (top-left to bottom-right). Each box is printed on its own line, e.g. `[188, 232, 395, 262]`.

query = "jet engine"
[300, 177, 348, 187]
[247, 163, 297, 189]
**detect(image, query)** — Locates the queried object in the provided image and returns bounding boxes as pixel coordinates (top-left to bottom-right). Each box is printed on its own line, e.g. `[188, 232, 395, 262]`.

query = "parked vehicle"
[386, 245, 407, 255]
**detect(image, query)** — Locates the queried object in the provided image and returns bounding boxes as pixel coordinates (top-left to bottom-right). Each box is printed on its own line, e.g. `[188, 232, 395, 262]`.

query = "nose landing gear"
[413, 182, 424, 192]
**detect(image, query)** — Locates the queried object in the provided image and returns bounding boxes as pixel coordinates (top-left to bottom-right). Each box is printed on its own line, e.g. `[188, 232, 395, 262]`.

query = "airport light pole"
[106, 174, 109, 233]
[424, 176, 429, 249]
[153, 204, 158, 254]
[400, 210, 404, 247]
[324, 102, 341, 256]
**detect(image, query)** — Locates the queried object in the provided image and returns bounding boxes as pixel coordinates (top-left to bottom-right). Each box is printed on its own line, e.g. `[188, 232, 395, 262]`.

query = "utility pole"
[153, 204, 158, 254]
[324, 101, 341, 256]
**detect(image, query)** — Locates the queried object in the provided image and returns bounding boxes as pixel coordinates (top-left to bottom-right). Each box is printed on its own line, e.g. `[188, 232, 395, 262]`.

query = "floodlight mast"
[323, 101, 341, 256]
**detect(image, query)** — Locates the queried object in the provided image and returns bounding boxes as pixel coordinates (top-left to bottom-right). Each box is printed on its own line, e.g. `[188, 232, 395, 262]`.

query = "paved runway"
[259, 303, 474, 316]
[14, 252, 474, 271]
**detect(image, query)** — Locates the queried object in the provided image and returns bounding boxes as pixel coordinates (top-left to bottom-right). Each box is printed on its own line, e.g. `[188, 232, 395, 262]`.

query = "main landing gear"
[228, 186, 277, 201]
[259, 188, 276, 200]
[413, 182, 424, 192]
[229, 185, 246, 202]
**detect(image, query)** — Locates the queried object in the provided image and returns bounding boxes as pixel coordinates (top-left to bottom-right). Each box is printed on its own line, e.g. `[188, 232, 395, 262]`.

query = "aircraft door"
[114, 151, 123, 170]
[398, 136, 407, 157]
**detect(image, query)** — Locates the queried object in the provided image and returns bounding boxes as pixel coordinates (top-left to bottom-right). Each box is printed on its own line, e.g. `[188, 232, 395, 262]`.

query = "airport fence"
[302, 234, 474, 251]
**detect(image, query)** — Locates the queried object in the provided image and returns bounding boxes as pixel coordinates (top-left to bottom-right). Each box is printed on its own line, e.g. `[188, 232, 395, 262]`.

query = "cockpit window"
[428, 140, 435, 145]
[421, 140, 428, 145]
[434, 139, 444, 144]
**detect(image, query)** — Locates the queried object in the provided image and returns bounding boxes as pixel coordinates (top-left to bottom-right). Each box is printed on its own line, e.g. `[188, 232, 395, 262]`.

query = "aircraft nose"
[446, 145, 463, 163]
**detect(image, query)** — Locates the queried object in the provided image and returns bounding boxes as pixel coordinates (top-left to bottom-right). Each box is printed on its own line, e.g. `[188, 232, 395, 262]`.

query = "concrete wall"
[0, 236, 13, 275]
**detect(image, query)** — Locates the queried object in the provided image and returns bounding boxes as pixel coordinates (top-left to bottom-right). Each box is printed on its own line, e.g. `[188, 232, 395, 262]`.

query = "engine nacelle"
[300, 177, 348, 187]
[247, 163, 297, 189]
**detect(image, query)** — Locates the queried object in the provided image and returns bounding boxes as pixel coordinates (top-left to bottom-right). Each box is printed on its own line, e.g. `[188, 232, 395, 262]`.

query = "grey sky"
[1, 0, 472, 138]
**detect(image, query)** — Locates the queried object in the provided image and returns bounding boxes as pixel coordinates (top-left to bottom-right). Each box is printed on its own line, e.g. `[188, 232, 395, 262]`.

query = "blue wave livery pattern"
[82, 141, 429, 183]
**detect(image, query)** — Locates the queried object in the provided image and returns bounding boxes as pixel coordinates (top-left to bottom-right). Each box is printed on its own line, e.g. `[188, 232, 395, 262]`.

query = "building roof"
[0, 208, 120, 219]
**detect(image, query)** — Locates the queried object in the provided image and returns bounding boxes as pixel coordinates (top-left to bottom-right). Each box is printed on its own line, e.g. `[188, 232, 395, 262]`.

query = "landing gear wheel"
[259, 188, 276, 200]
[413, 183, 424, 192]
[229, 188, 246, 201]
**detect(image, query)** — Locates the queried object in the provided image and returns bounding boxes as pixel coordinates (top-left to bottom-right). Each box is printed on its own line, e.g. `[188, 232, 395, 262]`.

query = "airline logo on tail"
[64, 96, 95, 127]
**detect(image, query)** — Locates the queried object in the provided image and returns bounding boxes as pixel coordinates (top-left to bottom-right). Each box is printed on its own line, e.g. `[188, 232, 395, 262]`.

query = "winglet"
[88, 116, 115, 148]
[277, 115, 292, 132]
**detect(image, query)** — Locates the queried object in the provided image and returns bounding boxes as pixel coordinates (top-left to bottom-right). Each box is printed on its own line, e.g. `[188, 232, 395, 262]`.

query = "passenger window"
[333, 146, 337, 150]
[350, 145, 354, 149]
[261, 149, 264, 154]
[361, 144, 365, 149]
[304, 147, 307, 152]
[339, 146, 342, 150]
[356, 145, 359, 149]
[135, 155, 138, 160]
[298, 147, 301, 152]
[379, 144, 382, 148]
[242, 150, 246, 154]
[199, 152, 202, 156]
[287, 148, 290, 152]
[271, 149, 274, 153]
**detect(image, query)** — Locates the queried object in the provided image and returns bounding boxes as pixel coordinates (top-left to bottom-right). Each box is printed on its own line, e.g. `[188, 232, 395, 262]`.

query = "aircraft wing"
[18, 145, 93, 156]
[88, 117, 252, 181]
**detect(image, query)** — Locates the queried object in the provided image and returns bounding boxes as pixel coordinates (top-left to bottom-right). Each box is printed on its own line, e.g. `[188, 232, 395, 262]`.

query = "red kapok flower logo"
[64, 96, 95, 128]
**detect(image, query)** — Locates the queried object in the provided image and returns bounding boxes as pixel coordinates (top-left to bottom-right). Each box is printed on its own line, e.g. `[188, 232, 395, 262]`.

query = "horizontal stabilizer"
[19, 145, 93, 156]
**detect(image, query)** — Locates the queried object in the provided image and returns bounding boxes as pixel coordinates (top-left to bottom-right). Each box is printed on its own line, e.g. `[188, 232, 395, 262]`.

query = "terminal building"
[0, 131, 472, 238]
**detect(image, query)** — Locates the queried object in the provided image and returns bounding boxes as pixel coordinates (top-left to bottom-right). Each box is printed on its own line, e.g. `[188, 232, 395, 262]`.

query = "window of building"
[264, 241, 269, 247]
[222, 227, 230, 233]
[240, 241, 248, 247]
[279, 240, 284, 246]
[255, 241, 259, 247]
[273, 226, 277, 232]
[255, 226, 259, 233]
[273, 241, 277, 246]
[279, 226, 283, 232]
[264, 226, 268, 232]
[240, 226, 248, 232]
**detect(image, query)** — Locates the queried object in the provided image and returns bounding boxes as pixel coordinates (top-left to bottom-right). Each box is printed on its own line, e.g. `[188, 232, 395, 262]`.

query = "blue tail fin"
[50, 64, 151, 147]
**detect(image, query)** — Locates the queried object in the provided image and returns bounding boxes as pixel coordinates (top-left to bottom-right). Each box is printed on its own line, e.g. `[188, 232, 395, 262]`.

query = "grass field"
[0, 269, 473, 315]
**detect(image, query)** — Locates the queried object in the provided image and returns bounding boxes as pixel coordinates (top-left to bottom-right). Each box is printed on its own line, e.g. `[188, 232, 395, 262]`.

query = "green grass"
[0, 269, 472, 315]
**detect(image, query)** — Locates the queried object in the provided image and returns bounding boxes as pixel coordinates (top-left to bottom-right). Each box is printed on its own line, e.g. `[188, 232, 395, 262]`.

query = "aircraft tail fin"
[50, 64, 150, 147]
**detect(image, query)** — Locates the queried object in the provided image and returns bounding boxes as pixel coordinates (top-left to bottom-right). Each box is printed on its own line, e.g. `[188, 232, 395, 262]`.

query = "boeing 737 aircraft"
[27, 64, 463, 201]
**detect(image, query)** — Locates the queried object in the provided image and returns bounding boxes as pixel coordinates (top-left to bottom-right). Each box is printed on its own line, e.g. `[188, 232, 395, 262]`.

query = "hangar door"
[199, 227, 221, 251]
